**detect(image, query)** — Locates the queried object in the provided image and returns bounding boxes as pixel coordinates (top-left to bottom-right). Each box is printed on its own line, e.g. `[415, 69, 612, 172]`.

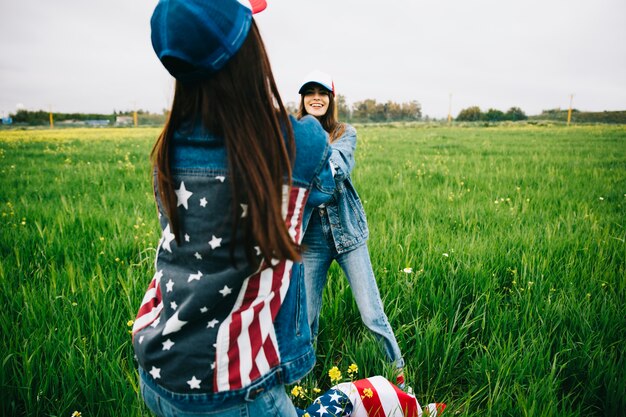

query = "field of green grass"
[1, 125, 624, 417]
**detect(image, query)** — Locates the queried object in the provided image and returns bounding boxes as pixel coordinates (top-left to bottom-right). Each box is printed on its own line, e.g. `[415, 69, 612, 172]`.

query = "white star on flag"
[138, 335, 144, 344]
[175, 182, 193, 209]
[240, 203, 248, 218]
[200, 306, 208, 313]
[170, 301, 178, 310]
[316, 404, 329, 416]
[218, 285, 232, 297]
[207, 318, 219, 328]
[188, 271, 203, 282]
[150, 317, 160, 328]
[149, 366, 161, 379]
[184, 234, 190, 242]
[166, 279, 174, 292]
[161, 224, 175, 253]
[254, 246, 261, 255]
[328, 392, 341, 403]
[194, 252, 202, 260]
[187, 376, 202, 389]
[211, 362, 215, 370]
[208, 235, 222, 249]
[162, 339, 174, 350]
[162, 311, 188, 335]
[199, 197, 208, 207]
[216, 176, 225, 182]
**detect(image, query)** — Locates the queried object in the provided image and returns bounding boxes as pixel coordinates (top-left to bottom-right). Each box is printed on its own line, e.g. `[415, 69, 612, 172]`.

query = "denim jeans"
[140, 368, 298, 417]
[302, 212, 404, 369]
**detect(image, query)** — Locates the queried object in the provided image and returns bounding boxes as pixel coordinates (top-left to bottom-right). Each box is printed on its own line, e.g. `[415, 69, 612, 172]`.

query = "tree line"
[455, 106, 528, 122]
[287, 95, 423, 123]
[5, 109, 166, 126]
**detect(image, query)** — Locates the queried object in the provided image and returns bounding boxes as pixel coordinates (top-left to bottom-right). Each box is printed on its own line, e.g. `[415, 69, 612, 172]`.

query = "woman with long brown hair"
[131, 1, 335, 415]
[297, 70, 406, 388]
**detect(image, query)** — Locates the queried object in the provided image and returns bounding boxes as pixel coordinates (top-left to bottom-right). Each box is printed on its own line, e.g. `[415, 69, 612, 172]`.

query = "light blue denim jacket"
[322, 124, 369, 253]
[132, 115, 334, 403]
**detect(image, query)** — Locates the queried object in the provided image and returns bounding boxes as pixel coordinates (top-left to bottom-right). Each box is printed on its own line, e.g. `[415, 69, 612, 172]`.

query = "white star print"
[218, 285, 232, 297]
[207, 318, 219, 328]
[166, 279, 174, 292]
[162, 311, 188, 335]
[328, 392, 341, 403]
[254, 246, 261, 255]
[150, 317, 160, 328]
[138, 335, 144, 344]
[188, 271, 203, 282]
[187, 376, 201, 389]
[153, 269, 164, 282]
[161, 224, 175, 253]
[170, 301, 178, 310]
[216, 176, 225, 182]
[194, 252, 202, 260]
[199, 197, 208, 207]
[316, 404, 329, 416]
[184, 234, 190, 242]
[200, 306, 208, 313]
[175, 182, 193, 209]
[211, 362, 215, 370]
[208, 235, 222, 250]
[162, 339, 174, 350]
[149, 366, 161, 379]
[240, 203, 248, 218]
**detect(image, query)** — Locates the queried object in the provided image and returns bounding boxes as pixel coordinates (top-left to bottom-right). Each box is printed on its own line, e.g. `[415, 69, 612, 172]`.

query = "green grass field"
[1, 125, 624, 417]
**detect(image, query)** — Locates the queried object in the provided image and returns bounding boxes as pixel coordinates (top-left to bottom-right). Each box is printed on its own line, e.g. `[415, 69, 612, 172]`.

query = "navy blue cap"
[151, 0, 266, 82]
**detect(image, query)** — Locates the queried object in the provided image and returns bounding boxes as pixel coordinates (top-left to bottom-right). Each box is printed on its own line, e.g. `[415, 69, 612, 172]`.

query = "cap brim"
[298, 81, 334, 95]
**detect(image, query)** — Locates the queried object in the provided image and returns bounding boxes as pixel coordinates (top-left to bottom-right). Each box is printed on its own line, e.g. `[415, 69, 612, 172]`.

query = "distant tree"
[336, 94, 351, 121]
[505, 107, 527, 121]
[284, 101, 298, 116]
[456, 106, 482, 121]
[401, 100, 422, 121]
[483, 108, 506, 122]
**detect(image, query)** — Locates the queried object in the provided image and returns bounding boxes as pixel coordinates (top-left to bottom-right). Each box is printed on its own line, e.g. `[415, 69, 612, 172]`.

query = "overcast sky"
[1, 0, 625, 118]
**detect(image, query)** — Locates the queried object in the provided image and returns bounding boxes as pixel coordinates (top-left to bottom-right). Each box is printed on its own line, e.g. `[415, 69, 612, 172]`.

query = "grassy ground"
[1, 125, 624, 416]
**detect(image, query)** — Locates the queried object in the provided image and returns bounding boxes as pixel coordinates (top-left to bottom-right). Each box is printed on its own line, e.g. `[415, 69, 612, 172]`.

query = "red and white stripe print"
[334, 376, 422, 417]
[214, 186, 308, 392]
[132, 270, 164, 336]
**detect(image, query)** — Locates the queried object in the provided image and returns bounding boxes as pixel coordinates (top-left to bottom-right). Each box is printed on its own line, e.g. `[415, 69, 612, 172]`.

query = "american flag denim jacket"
[132, 115, 334, 400]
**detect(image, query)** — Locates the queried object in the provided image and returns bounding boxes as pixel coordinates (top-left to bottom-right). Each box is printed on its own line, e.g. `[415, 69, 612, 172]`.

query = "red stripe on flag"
[391, 382, 418, 417]
[354, 378, 386, 417]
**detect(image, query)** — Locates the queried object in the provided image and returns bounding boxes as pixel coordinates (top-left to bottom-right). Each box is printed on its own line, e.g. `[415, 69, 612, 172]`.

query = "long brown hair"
[297, 85, 346, 142]
[151, 21, 299, 264]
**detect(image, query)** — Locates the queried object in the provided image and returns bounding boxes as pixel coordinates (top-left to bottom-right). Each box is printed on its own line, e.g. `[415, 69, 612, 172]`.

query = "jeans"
[302, 211, 404, 369]
[140, 368, 298, 417]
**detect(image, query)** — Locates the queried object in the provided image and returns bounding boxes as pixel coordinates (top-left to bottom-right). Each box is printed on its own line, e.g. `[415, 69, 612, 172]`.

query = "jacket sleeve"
[329, 124, 357, 183]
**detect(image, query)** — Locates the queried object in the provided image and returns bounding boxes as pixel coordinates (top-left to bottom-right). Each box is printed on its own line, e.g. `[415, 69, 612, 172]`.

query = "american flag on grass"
[296, 376, 446, 417]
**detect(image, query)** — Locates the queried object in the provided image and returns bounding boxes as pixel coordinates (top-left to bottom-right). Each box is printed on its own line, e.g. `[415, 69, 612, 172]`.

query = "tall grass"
[1, 125, 624, 416]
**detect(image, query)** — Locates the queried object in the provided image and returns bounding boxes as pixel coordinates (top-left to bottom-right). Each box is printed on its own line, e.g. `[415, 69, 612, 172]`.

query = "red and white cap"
[238, 0, 267, 14]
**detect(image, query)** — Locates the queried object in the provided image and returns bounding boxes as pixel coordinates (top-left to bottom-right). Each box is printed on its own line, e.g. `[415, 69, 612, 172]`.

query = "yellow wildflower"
[127, 320, 134, 327]
[328, 366, 342, 383]
[347, 363, 358, 376]
[71, 412, 82, 417]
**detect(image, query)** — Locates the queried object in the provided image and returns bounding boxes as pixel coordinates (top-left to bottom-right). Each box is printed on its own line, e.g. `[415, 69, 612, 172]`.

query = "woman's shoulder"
[342, 123, 357, 135]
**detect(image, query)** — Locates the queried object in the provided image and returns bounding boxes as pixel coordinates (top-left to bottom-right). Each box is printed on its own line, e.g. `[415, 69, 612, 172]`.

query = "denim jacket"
[317, 124, 369, 253]
[132, 115, 334, 401]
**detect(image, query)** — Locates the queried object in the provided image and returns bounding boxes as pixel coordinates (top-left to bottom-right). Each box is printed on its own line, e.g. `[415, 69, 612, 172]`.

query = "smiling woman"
[295, 70, 406, 388]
